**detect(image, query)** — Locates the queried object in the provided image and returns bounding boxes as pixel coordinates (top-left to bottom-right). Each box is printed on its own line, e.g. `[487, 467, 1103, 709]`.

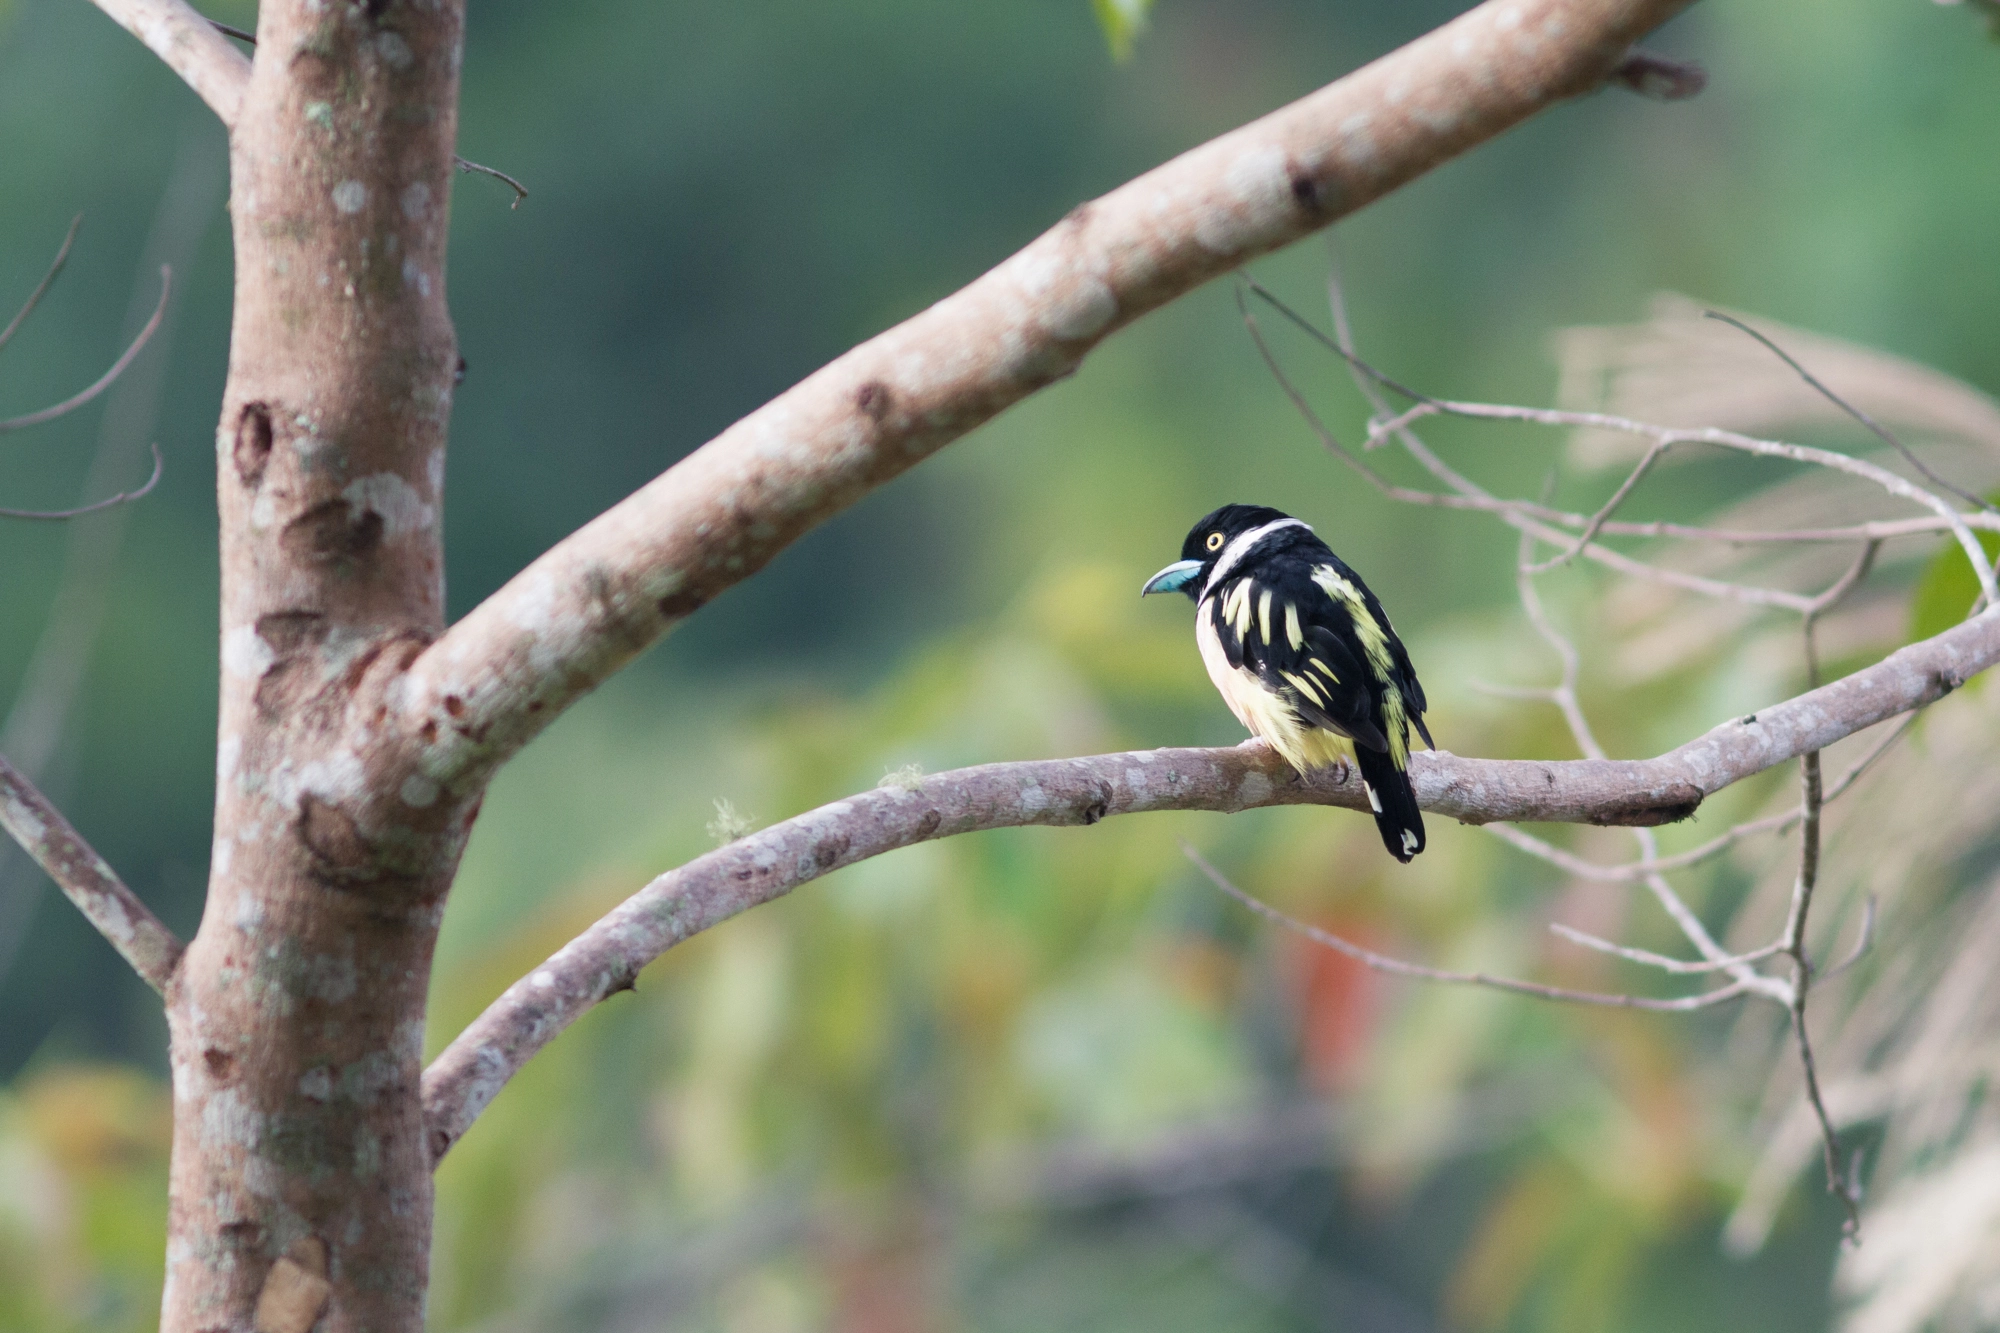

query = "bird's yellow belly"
[1196, 614, 1352, 773]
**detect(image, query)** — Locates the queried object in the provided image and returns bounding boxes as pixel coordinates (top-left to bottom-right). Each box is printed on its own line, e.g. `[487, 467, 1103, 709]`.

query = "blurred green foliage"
[1907, 493, 2000, 647]
[1092, 0, 1157, 61]
[2, 0, 1996, 1328]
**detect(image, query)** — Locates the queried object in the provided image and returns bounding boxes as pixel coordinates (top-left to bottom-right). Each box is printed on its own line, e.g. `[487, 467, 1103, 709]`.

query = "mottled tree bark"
[160, 3, 468, 1328]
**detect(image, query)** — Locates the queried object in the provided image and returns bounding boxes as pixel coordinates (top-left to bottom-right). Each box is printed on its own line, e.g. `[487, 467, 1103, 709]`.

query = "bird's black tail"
[1354, 743, 1425, 863]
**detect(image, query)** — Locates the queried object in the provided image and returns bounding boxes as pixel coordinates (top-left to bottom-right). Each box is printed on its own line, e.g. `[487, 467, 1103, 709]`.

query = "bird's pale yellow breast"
[1196, 608, 1351, 773]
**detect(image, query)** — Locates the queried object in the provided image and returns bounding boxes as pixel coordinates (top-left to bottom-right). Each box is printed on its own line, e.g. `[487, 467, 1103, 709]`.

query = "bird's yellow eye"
[1205, 532, 1224, 552]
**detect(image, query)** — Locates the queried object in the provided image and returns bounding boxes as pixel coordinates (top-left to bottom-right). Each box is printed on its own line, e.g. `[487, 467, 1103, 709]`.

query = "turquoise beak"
[1140, 559, 1204, 596]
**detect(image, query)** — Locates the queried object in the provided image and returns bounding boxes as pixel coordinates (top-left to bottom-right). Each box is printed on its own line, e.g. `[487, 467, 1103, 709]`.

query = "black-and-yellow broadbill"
[1142, 504, 1433, 862]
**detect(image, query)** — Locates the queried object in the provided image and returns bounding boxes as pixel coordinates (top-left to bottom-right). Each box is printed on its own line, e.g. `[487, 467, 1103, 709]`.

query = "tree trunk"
[160, 3, 469, 1327]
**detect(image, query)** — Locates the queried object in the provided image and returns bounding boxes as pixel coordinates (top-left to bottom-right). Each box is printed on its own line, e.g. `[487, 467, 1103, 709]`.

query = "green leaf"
[1908, 495, 2000, 651]
[1090, 0, 1155, 62]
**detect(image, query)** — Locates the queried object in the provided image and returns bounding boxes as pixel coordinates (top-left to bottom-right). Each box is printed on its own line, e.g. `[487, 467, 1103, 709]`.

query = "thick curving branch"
[0, 753, 183, 994]
[88, 0, 250, 128]
[394, 0, 1698, 798]
[420, 604, 2000, 1162]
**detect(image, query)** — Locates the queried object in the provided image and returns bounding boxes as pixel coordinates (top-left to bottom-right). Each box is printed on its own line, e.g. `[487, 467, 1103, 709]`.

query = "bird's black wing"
[1210, 571, 1391, 753]
[1364, 591, 1431, 744]
[1318, 553, 1432, 749]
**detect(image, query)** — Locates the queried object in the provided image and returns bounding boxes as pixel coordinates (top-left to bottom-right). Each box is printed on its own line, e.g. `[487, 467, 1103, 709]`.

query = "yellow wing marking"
[1281, 670, 1325, 706]
[1257, 587, 1275, 646]
[1218, 579, 1251, 642]
[1381, 681, 1410, 768]
[1284, 601, 1304, 650]
[1310, 565, 1393, 681]
[1309, 656, 1338, 684]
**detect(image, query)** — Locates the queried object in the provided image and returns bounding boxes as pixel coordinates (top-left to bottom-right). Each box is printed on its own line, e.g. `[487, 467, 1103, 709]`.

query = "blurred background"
[3, 0, 1998, 1328]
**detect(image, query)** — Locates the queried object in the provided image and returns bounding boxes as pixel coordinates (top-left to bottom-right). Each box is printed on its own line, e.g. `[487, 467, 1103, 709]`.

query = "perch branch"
[1480, 702, 1902, 884]
[421, 602, 2000, 1160]
[395, 0, 1699, 797]
[0, 753, 182, 994]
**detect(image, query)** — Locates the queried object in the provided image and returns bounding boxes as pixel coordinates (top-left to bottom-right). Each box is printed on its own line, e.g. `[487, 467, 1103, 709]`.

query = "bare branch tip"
[1704, 308, 1998, 518]
[0, 753, 183, 995]
[455, 156, 530, 209]
[0, 214, 84, 355]
[0, 441, 165, 522]
[0, 263, 172, 434]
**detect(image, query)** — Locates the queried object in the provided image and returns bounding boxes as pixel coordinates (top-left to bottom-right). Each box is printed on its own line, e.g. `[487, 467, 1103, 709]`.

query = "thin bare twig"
[1523, 437, 1671, 573]
[1705, 309, 1997, 516]
[1783, 744, 1862, 1238]
[1806, 541, 1880, 620]
[454, 156, 529, 208]
[1508, 529, 1789, 999]
[1368, 395, 1997, 607]
[1188, 845, 1751, 1011]
[1818, 895, 1877, 983]
[1250, 277, 2000, 611]
[1238, 281, 1822, 612]
[0, 215, 82, 355]
[1543, 513, 2000, 545]
[1547, 923, 1787, 975]
[203, 16, 530, 208]
[0, 136, 219, 988]
[0, 267, 171, 433]
[0, 753, 182, 993]
[0, 443, 163, 521]
[1305, 277, 1903, 1238]
[1779, 581, 1867, 1237]
[1222, 309, 1990, 551]
[1288, 275, 2000, 546]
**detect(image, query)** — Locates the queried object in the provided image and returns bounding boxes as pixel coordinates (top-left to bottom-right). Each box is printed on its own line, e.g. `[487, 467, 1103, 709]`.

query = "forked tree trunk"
[161, 3, 470, 1327]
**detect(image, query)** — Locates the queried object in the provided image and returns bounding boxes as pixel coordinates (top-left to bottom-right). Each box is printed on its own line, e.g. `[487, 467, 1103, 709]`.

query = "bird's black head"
[1141, 504, 1303, 601]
